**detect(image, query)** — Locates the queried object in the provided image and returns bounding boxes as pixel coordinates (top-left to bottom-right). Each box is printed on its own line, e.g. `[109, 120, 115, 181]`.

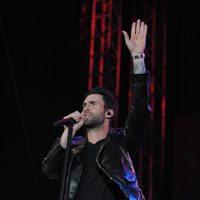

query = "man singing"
[41, 19, 151, 200]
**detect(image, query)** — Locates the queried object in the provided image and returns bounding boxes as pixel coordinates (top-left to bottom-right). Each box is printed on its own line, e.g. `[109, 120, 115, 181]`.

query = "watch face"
[133, 54, 145, 59]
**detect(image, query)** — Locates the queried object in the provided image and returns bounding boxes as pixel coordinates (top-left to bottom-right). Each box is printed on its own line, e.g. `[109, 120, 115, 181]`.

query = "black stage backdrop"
[1, 1, 200, 200]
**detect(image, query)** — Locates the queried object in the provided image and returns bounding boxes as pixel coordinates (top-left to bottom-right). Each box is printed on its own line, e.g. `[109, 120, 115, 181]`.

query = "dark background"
[1, 0, 200, 200]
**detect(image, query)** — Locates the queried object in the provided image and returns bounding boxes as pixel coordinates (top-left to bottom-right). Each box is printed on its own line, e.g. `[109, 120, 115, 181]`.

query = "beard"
[83, 112, 105, 129]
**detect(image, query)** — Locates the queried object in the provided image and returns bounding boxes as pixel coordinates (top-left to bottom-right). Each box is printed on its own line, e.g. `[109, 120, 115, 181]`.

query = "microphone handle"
[53, 117, 77, 127]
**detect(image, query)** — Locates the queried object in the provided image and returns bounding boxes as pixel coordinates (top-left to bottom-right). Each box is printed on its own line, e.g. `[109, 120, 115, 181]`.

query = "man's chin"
[83, 120, 91, 126]
[83, 120, 95, 128]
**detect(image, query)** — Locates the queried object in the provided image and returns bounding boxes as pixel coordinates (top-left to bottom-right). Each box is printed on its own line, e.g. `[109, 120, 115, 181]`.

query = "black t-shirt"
[74, 139, 125, 200]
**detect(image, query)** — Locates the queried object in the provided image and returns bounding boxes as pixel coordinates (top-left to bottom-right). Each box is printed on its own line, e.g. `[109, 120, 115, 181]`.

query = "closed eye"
[90, 101, 96, 105]
[82, 101, 98, 108]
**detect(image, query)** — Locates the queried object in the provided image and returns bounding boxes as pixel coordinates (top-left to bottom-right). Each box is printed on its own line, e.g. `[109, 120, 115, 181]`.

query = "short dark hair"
[84, 87, 118, 117]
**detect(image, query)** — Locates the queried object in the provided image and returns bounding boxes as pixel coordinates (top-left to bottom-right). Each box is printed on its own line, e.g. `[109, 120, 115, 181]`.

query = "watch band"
[132, 53, 145, 59]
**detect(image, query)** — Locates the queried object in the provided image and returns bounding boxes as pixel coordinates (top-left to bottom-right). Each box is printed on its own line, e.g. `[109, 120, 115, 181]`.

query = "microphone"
[53, 117, 77, 127]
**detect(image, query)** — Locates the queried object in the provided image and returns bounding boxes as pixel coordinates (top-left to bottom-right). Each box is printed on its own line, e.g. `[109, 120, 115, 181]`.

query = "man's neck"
[86, 125, 109, 144]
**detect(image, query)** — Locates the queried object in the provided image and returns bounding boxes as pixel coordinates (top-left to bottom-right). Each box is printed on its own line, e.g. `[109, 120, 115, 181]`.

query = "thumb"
[122, 31, 129, 43]
[73, 118, 84, 132]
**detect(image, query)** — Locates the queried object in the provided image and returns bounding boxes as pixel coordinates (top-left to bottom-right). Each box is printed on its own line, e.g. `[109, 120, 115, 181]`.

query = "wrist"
[132, 54, 146, 74]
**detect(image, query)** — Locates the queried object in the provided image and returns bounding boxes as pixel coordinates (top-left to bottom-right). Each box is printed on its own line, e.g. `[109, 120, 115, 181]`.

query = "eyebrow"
[82, 100, 99, 107]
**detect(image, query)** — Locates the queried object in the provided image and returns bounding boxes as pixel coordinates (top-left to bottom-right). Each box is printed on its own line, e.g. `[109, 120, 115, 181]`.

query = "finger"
[73, 111, 81, 121]
[131, 21, 136, 35]
[80, 111, 85, 119]
[136, 19, 141, 34]
[63, 111, 80, 121]
[63, 114, 73, 119]
[140, 21, 144, 34]
[143, 24, 147, 35]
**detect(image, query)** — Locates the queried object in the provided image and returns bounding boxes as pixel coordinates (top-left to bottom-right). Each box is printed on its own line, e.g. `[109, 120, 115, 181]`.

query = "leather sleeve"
[41, 138, 65, 180]
[124, 71, 151, 157]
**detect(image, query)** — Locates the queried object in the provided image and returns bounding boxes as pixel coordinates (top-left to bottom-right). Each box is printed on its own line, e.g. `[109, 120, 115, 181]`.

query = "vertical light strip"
[99, 2, 106, 87]
[161, 2, 167, 174]
[88, 0, 97, 89]
[149, 5, 157, 200]
[115, 0, 122, 99]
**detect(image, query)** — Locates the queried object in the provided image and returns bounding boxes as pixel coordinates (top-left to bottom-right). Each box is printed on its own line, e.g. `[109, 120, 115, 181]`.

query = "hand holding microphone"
[58, 111, 85, 148]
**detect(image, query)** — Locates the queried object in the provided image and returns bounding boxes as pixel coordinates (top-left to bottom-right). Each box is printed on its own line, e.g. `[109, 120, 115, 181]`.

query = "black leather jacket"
[41, 72, 151, 200]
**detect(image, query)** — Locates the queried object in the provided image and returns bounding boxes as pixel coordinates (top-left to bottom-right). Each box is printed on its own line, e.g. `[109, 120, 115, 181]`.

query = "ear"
[105, 109, 114, 119]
